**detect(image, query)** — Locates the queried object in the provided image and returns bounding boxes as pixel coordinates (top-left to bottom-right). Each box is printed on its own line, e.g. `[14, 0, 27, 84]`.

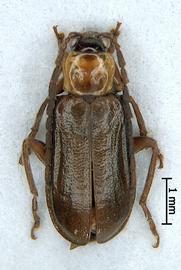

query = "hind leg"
[20, 137, 46, 239]
[134, 136, 163, 248]
[19, 98, 48, 239]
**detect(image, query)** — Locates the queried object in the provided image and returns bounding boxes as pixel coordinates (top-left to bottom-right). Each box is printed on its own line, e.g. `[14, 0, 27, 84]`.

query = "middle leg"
[134, 136, 163, 248]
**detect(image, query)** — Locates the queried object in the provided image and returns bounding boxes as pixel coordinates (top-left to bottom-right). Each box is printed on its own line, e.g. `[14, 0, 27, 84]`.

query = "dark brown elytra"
[19, 22, 163, 249]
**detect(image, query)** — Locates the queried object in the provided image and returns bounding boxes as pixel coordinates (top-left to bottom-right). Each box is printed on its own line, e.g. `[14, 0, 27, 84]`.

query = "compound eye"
[101, 38, 110, 51]
[68, 37, 80, 52]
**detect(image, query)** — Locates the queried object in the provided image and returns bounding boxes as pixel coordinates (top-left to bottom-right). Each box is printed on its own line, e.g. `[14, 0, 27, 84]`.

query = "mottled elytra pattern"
[51, 94, 134, 244]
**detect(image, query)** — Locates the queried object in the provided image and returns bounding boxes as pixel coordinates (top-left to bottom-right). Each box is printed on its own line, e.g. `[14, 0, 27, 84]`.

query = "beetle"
[19, 22, 163, 249]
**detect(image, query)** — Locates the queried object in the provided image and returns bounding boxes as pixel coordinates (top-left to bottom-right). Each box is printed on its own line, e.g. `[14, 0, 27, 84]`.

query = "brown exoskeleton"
[19, 22, 163, 249]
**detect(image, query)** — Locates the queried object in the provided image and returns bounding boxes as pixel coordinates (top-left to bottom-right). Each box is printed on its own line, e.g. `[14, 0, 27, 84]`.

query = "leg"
[113, 64, 124, 91]
[19, 98, 48, 239]
[130, 96, 147, 136]
[19, 97, 48, 154]
[113, 40, 147, 136]
[134, 136, 163, 248]
[21, 138, 45, 239]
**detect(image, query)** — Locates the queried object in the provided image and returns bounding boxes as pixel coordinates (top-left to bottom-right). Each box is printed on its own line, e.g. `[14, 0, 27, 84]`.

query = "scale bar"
[162, 177, 172, 225]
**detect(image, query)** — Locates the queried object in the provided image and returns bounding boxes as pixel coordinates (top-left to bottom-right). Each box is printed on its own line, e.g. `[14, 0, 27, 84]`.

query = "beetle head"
[62, 33, 115, 96]
[71, 35, 107, 53]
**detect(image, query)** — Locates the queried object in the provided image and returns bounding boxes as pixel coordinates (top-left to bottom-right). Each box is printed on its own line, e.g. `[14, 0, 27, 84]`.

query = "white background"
[0, 1, 181, 269]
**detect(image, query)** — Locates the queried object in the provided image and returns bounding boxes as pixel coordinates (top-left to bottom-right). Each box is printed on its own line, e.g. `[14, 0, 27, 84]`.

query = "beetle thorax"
[63, 52, 115, 96]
